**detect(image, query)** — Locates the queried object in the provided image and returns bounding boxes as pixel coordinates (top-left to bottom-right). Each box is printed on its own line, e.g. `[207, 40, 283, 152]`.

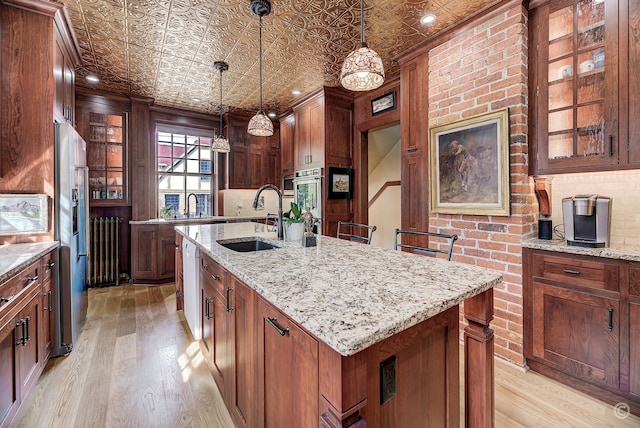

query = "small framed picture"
[327, 167, 353, 200]
[0, 194, 49, 235]
[371, 90, 396, 115]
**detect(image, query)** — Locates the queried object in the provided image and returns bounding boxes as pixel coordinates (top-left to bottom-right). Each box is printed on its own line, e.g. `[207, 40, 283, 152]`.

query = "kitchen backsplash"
[548, 170, 640, 246]
[218, 189, 293, 218]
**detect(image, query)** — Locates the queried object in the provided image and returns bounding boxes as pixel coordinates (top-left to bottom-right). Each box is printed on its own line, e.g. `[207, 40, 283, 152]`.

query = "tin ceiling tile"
[65, 0, 499, 114]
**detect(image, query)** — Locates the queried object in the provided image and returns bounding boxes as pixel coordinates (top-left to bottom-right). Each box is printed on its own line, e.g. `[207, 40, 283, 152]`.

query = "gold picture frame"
[429, 108, 510, 216]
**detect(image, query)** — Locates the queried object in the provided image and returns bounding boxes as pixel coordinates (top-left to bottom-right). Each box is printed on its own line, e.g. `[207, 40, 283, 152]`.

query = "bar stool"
[337, 221, 377, 245]
[394, 229, 458, 260]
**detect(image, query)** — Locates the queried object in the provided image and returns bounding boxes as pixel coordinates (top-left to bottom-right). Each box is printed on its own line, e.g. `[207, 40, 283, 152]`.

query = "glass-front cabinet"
[87, 112, 127, 204]
[530, 0, 619, 174]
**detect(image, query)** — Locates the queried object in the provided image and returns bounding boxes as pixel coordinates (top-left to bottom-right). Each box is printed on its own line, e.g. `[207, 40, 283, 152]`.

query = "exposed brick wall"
[427, 4, 537, 365]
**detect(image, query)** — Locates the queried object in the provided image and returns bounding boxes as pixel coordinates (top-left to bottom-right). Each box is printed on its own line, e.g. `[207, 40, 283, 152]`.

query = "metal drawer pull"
[563, 269, 580, 275]
[1, 296, 14, 304]
[16, 319, 26, 346]
[47, 261, 56, 269]
[211, 274, 220, 281]
[225, 288, 234, 312]
[205, 297, 213, 320]
[266, 317, 289, 336]
[608, 308, 613, 331]
[25, 275, 39, 283]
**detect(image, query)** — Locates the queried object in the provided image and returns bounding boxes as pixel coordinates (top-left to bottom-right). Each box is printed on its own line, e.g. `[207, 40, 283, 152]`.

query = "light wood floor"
[13, 285, 640, 428]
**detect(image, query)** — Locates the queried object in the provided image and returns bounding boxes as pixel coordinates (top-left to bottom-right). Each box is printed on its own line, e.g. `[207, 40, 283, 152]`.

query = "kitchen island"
[176, 222, 502, 427]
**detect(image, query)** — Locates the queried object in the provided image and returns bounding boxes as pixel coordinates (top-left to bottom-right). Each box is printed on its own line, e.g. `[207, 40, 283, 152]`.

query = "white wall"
[368, 141, 401, 249]
[548, 170, 640, 246]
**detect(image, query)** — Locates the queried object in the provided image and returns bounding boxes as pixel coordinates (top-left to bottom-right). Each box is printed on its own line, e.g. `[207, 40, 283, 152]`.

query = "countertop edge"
[0, 242, 60, 283]
[522, 238, 640, 262]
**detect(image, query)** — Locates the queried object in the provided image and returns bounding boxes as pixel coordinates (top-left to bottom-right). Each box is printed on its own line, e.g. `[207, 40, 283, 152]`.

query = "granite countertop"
[0, 242, 60, 283]
[176, 222, 502, 357]
[523, 238, 640, 262]
[130, 215, 270, 225]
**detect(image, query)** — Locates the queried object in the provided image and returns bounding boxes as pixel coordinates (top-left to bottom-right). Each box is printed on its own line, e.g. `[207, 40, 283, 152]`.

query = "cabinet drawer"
[0, 261, 40, 310]
[200, 256, 226, 296]
[41, 250, 57, 283]
[532, 252, 618, 292]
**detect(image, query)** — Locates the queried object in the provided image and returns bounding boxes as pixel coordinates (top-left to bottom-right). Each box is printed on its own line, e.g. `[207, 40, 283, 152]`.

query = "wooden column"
[464, 288, 495, 428]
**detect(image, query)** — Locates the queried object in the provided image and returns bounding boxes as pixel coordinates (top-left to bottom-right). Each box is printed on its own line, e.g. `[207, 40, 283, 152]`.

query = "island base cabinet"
[631, 302, 640, 398]
[257, 297, 319, 428]
[0, 316, 19, 428]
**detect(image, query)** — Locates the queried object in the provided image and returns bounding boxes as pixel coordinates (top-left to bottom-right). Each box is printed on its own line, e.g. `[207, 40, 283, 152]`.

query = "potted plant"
[282, 202, 305, 241]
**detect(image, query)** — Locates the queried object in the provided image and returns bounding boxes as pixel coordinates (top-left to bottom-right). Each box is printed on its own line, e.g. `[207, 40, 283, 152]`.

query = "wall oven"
[293, 168, 322, 234]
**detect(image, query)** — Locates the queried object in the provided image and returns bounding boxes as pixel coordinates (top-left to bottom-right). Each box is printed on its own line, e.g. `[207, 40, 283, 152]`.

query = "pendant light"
[340, 0, 385, 91]
[247, 0, 274, 137]
[212, 61, 231, 153]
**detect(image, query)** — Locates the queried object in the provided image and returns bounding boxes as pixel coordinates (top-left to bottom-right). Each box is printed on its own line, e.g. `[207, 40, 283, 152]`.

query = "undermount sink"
[217, 238, 281, 252]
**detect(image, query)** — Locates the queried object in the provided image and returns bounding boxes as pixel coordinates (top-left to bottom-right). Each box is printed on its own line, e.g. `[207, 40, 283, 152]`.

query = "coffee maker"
[562, 195, 611, 247]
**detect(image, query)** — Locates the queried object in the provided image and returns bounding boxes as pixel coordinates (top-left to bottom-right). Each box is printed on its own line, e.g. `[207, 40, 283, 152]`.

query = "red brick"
[478, 240, 507, 252]
[477, 90, 506, 105]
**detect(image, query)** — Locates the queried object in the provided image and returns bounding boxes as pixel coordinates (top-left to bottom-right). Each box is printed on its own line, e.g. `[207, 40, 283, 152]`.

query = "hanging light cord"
[258, 15, 264, 113]
[219, 69, 224, 137]
[360, 0, 365, 45]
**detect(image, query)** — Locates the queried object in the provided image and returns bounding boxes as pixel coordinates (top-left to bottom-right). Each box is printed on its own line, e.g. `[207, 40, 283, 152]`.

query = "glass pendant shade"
[211, 135, 230, 153]
[340, 0, 384, 92]
[247, 111, 274, 137]
[340, 42, 385, 91]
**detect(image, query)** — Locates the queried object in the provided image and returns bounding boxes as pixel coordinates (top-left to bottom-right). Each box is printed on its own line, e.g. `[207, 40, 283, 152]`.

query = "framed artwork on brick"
[428, 108, 510, 216]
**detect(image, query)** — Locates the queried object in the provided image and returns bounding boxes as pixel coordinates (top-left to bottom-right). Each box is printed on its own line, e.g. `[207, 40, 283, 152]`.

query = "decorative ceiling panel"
[61, 0, 498, 115]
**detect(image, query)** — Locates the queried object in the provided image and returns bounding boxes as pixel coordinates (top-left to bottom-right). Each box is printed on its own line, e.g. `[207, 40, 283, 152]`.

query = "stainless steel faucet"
[186, 193, 198, 218]
[253, 184, 283, 240]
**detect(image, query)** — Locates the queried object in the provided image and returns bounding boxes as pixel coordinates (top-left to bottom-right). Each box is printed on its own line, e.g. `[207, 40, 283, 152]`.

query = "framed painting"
[429, 108, 510, 216]
[0, 194, 49, 235]
[371, 90, 396, 115]
[327, 167, 353, 199]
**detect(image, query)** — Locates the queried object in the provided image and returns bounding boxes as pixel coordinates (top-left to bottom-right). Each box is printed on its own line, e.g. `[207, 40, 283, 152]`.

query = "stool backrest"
[337, 221, 377, 245]
[394, 229, 458, 260]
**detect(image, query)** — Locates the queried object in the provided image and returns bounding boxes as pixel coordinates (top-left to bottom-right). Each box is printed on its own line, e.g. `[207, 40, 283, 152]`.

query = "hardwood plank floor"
[13, 285, 640, 428]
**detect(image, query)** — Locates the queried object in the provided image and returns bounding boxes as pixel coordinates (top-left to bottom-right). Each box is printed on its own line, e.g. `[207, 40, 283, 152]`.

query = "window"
[157, 126, 215, 218]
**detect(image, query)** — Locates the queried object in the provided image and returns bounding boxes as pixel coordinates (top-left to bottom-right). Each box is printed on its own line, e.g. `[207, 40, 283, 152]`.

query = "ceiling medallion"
[212, 61, 231, 153]
[247, 0, 274, 137]
[340, 0, 384, 91]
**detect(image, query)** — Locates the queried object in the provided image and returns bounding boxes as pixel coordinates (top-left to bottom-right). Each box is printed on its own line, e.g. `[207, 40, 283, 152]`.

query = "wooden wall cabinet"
[294, 94, 325, 171]
[228, 114, 280, 189]
[86, 112, 128, 205]
[53, 15, 76, 124]
[279, 112, 295, 176]
[528, 0, 640, 174]
[524, 248, 640, 414]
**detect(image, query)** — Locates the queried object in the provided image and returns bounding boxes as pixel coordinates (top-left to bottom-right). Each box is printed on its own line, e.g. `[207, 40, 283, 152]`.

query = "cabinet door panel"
[0, 317, 19, 428]
[157, 225, 176, 279]
[231, 280, 255, 428]
[18, 296, 41, 399]
[532, 282, 619, 388]
[131, 226, 157, 280]
[259, 299, 318, 428]
[629, 0, 640, 166]
[630, 302, 640, 397]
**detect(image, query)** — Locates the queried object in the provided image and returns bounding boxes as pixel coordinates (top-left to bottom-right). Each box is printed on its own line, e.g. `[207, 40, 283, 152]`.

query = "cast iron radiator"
[88, 217, 122, 287]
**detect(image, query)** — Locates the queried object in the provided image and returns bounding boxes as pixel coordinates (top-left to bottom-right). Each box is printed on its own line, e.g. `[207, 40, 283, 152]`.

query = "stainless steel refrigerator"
[53, 122, 89, 357]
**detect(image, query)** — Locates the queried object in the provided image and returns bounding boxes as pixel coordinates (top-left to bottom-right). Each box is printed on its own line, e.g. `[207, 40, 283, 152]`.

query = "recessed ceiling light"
[268, 112, 277, 118]
[86, 75, 99, 83]
[192, 98, 201, 102]
[421, 14, 436, 25]
[292, 90, 301, 95]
